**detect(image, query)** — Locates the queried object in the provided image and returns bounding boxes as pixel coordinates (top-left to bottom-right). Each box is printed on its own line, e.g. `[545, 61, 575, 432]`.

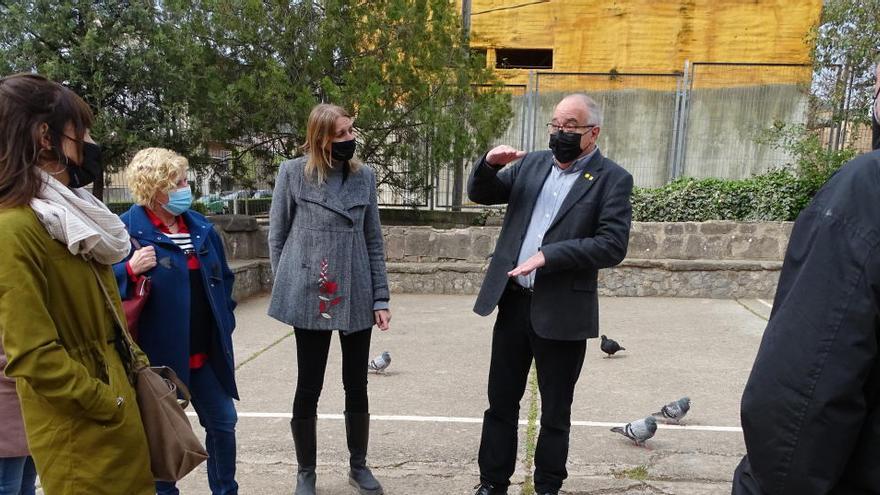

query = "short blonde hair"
[302, 103, 361, 183]
[125, 148, 188, 206]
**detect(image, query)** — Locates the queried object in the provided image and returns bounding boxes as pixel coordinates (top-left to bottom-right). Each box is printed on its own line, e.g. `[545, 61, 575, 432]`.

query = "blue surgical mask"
[162, 186, 193, 216]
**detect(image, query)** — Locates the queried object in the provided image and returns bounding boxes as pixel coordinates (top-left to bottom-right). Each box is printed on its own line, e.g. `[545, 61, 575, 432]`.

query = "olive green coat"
[0, 207, 153, 494]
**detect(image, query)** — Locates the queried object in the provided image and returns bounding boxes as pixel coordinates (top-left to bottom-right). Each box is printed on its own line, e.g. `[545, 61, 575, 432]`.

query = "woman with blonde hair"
[0, 73, 154, 494]
[113, 148, 239, 495]
[268, 103, 391, 495]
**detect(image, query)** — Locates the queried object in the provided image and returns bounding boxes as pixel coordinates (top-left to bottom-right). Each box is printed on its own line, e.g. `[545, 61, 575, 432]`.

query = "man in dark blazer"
[469, 94, 633, 495]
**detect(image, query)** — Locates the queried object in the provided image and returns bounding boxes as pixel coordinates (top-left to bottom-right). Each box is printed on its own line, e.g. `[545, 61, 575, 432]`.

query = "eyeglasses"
[545, 123, 596, 134]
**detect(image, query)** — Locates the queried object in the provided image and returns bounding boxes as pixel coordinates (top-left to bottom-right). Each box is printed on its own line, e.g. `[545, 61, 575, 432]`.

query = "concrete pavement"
[174, 293, 771, 494]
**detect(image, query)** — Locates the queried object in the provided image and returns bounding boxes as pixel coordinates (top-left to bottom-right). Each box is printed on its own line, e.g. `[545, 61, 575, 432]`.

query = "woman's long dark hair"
[0, 73, 94, 207]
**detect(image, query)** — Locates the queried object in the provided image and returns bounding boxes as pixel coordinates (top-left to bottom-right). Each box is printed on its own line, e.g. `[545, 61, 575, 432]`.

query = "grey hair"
[565, 93, 604, 127]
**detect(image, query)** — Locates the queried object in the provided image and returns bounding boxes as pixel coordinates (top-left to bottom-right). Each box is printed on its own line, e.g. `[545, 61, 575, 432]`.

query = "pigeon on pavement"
[368, 351, 391, 373]
[600, 335, 626, 357]
[611, 416, 657, 447]
[653, 397, 691, 424]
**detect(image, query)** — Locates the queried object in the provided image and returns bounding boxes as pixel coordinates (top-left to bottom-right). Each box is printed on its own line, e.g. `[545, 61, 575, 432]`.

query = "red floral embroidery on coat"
[317, 259, 342, 319]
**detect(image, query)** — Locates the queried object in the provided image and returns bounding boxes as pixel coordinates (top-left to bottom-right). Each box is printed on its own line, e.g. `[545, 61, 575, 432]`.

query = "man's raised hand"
[486, 145, 526, 168]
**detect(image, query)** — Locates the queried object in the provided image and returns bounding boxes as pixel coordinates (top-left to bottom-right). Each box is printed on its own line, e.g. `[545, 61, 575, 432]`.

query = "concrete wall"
[216, 216, 791, 300]
[382, 222, 792, 263]
[218, 222, 793, 264]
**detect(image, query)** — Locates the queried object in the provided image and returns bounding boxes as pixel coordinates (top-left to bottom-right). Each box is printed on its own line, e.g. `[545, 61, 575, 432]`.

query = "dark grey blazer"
[468, 149, 633, 341]
[267, 157, 389, 331]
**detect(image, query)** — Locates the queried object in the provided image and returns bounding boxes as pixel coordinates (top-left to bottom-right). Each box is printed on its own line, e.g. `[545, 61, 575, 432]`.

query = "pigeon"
[653, 397, 691, 424]
[600, 335, 625, 357]
[611, 416, 657, 447]
[368, 351, 391, 373]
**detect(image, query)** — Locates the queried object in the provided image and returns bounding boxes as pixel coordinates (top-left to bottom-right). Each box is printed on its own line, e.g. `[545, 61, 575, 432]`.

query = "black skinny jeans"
[292, 328, 372, 419]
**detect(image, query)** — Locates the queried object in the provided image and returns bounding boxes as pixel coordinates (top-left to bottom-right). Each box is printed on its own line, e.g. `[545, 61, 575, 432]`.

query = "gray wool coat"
[267, 157, 389, 332]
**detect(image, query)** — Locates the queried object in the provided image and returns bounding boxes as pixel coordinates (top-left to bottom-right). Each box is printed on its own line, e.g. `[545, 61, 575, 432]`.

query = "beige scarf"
[29, 169, 130, 264]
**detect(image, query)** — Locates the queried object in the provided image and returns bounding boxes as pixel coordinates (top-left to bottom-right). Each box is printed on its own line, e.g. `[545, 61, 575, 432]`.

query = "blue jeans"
[0, 456, 36, 495]
[156, 364, 238, 495]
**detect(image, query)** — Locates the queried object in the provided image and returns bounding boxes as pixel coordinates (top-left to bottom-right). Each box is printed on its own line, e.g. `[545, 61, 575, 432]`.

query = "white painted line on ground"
[187, 412, 742, 433]
[757, 299, 773, 309]
[571, 420, 743, 432]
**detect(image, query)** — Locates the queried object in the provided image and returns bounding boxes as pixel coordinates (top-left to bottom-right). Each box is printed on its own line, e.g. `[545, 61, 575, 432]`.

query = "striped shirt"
[166, 232, 195, 255]
[143, 209, 201, 270]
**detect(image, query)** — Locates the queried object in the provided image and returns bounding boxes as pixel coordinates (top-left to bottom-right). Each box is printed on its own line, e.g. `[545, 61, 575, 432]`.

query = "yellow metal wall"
[460, 0, 822, 87]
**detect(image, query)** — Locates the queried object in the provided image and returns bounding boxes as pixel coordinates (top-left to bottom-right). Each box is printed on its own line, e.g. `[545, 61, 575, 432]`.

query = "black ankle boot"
[345, 412, 384, 495]
[291, 417, 317, 495]
[473, 482, 508, 495]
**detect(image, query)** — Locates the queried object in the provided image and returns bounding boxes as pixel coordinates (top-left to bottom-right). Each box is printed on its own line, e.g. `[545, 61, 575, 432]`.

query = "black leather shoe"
[473, 483, 507, 495]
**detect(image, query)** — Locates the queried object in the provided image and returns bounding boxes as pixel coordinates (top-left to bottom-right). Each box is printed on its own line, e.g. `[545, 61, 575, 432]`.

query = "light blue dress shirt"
[516, 148, 599, 289]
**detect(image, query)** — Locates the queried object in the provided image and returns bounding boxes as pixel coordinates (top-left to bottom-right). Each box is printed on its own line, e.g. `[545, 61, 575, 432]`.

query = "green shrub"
[633, 123, 857, 222]
[190, 202, 209, 215]
[632, 168, 820, 222]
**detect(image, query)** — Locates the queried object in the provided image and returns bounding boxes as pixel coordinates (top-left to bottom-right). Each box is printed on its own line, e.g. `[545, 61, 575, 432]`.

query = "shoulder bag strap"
[86, 260, 143, 372]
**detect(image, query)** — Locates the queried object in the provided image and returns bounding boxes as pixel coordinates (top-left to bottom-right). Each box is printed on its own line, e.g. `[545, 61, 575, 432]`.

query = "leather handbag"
[130, 364, 208, 481]
[122, 238, 151, 342]
[90, 262, 208, 482]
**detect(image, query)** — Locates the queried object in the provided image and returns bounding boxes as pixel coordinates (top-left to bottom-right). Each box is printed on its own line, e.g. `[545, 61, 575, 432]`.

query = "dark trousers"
[478, 287, 587, 494]
[292, 328, 372, 418]
[157, 363, 239, 495]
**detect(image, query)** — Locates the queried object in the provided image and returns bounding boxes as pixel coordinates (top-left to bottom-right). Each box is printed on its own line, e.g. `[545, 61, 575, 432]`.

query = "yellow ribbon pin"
[584, 172, 594, 181]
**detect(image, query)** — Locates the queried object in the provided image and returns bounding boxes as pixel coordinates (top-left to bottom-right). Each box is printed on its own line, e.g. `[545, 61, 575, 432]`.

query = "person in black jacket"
[468, 94, 633, 495]
[732, 150, 880, 494]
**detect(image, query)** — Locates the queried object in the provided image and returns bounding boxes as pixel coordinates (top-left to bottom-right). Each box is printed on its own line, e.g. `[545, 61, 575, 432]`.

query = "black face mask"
[66, 142, 103, 188]
[549, 131, 584, 164]
[331, 139, 356, 162]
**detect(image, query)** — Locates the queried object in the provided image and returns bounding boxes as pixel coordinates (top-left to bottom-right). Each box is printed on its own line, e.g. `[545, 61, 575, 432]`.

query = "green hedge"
[632, 168, 820, 222]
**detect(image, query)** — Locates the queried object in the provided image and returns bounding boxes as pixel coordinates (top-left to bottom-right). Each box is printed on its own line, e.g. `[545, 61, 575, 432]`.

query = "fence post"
[525, 70, 538, 152]
[668, 71, 684, 182]
[428, 120, 435, 210]
[671, 60, 692, 180]
[519, 78, 531, 152]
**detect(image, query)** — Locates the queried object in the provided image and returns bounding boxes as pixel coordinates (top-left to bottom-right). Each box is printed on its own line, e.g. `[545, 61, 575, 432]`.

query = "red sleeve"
[126, 261, 139, 283]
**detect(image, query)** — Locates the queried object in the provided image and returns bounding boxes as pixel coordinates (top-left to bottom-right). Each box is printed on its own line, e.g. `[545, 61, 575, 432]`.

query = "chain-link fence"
[420, 63, 813, 202]
[100, 63, 817, 212]
[680, 63, 812, 179]
[375, 126, 432, 208]
[436, 84, 529, 209]
[102, 146, 278, 216]
[529, 72, 681, 187]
